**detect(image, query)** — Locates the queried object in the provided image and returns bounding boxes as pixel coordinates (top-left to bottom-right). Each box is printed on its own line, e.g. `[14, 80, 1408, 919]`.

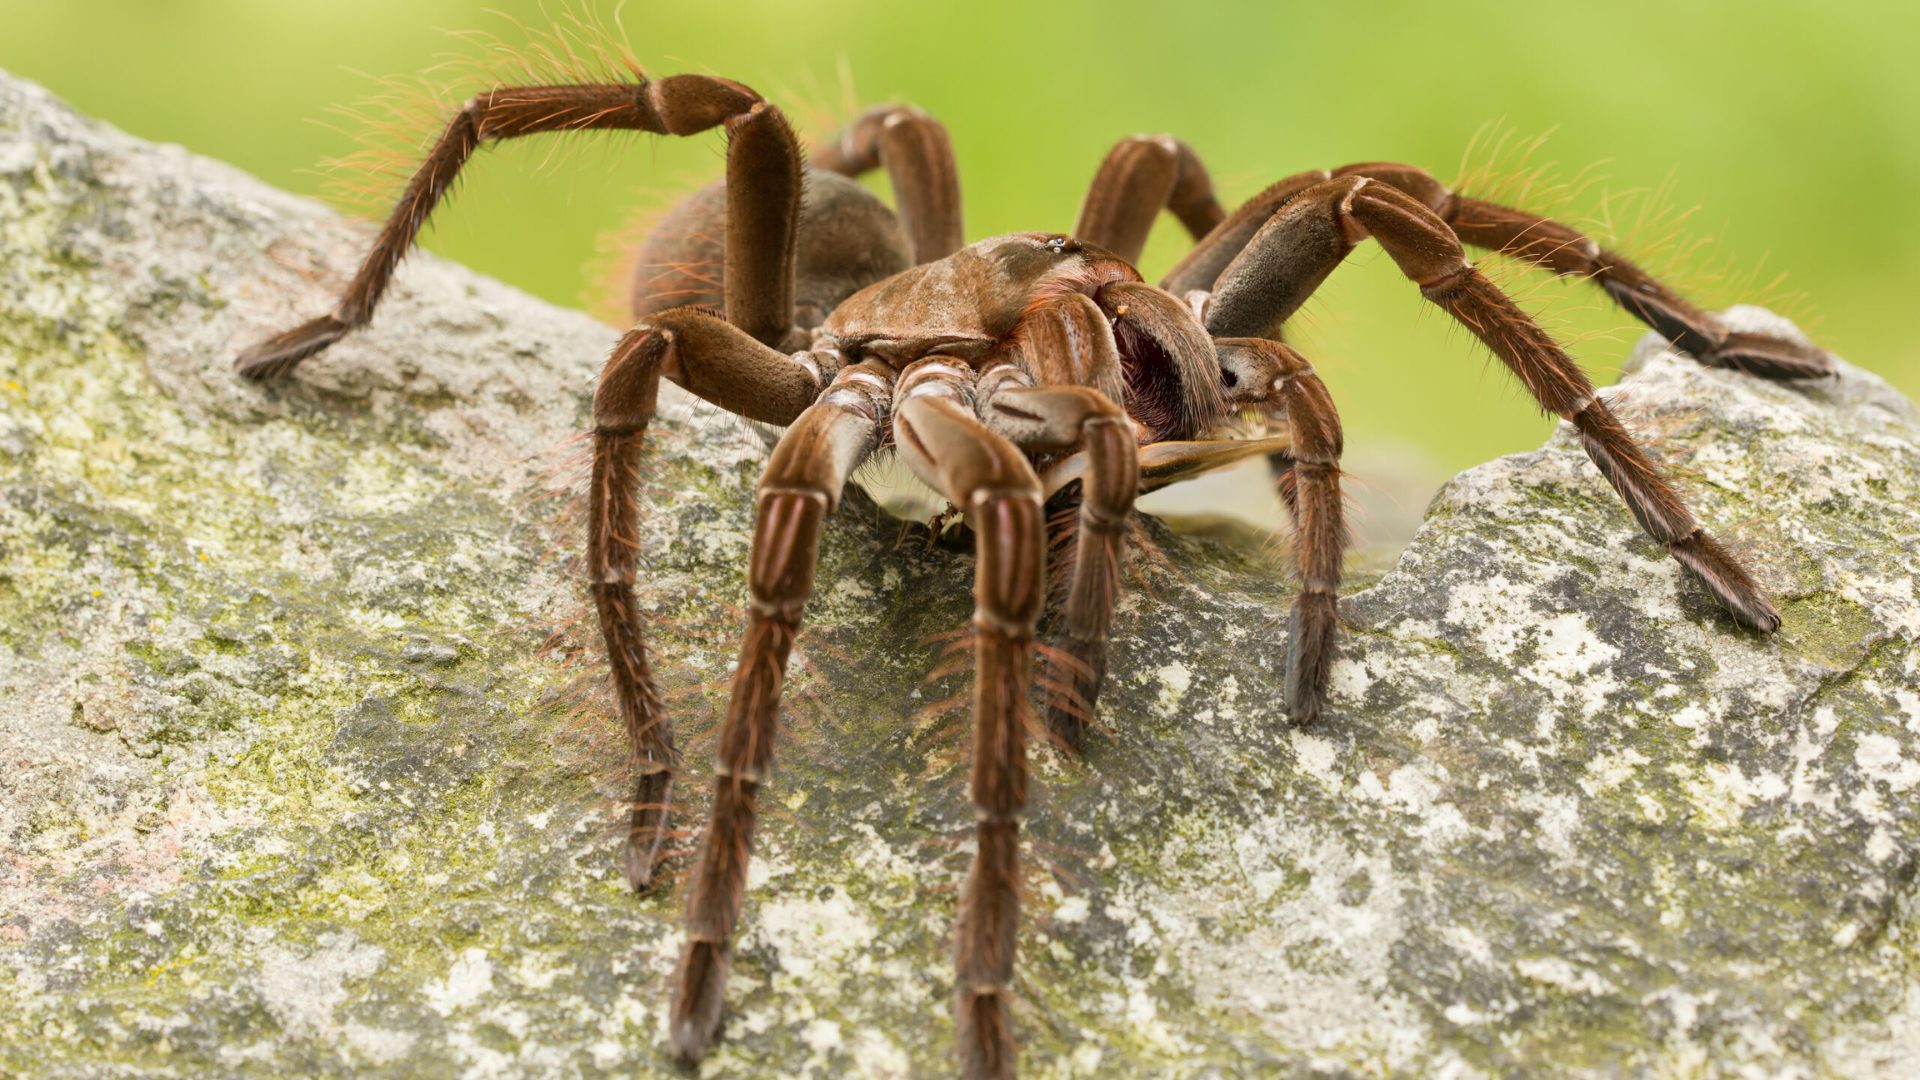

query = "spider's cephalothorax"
[234, 73, 1832, 1079]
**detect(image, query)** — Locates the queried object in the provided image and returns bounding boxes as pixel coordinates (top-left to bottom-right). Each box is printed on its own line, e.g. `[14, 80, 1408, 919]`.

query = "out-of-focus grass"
[5, 0, 1915, 478]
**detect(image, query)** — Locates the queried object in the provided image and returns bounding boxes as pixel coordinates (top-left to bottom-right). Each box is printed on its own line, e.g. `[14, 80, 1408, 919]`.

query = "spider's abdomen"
[630, 169, 912, 329]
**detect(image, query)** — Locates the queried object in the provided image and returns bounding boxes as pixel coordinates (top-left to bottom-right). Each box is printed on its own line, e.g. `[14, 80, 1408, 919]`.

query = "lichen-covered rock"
[4, 69, 1919, 1078]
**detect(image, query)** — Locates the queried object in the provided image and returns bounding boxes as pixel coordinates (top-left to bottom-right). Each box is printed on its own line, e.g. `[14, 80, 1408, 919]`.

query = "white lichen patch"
[1150, 811, 1431, 1071]
[1515, 956, 1617, 997]
[1524, 612, 1622, 719]
[1582, 747, 1651, 795]
[1288, 730, 1343, 789]
[1152, 660, 1193, 714]
[424, 948, 496, 1016]
[1856, 734, 1920, 793]
[1441, 575, 1543, 663]
[749, 886, 873, 984]
[255, 933, 388, 1038]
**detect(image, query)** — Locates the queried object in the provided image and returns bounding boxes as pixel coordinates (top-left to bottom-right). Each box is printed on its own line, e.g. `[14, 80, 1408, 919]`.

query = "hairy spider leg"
[891, 361, 1046, 1080]
[1157, 157, 1832, 380]
[667, 361, 893, 1061]
[977, 292, 1138, 748]
[1204, 177, 1780, 645]
[1212, 338, 1349, 723]
[813, 104, 965, 264]
[235, 73, 806, 377]
[1324, 163, 1835, 379]
[1161, 169, 1331, 297]
[590, 308, 828, 892]
[1071, 133, 1226, 266]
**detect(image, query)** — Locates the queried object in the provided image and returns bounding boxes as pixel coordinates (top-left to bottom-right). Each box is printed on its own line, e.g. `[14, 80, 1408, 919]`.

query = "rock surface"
[4, 70, 1920, 1078]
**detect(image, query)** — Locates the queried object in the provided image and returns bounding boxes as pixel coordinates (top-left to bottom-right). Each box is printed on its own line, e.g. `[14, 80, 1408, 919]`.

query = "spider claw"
[1738, 597, 1784, 636]
[1700, 331, 1835, 381]
[233, 313, 350, 380]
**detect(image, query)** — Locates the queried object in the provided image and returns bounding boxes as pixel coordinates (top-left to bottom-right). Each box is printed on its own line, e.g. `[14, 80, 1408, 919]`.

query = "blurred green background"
[4, 0, 1916, 486]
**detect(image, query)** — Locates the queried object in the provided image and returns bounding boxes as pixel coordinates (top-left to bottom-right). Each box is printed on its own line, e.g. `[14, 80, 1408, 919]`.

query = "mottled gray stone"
[4, 70, 1919, 1078]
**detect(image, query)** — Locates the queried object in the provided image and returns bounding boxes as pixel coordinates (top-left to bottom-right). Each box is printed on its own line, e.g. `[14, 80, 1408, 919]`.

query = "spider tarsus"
[624, 770, 674, 893]
[1285, 591, 1339, 724]
[956, 989, 1018, 1080]
[1286, 691, 1322, 726]
[1043, 636, 1106, 753]
[624, 837, 667, 892]
[668, 940, 730, 1063]
[1668, 531, 1783, 634]
[233, 313, 349, 380]
[1701, 332, 1837, 381]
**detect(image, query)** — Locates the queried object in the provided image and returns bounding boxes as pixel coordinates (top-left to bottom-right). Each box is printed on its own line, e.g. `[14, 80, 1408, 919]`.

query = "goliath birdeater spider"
[233, 67, 1832, 1079]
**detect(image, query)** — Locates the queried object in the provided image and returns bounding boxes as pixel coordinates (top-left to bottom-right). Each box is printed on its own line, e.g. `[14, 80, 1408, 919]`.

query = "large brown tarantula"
[234, 72, 1831, 1078]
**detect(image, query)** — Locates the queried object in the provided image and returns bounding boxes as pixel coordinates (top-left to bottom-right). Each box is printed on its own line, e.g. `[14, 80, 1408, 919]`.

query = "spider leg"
[979, 299, 1138, 748]
[590, 309, 832, 896]
[1160, 170, 1331, 296]
[1072, 134, 1225, 265]
[893, 362, 1046, 1080]
[1215, 338, 1348, 723]
[812, 104, 964, 263]
[1324, 162, 1835, 379]
[236, 74, 804, 377]
[666, 361, 893, 1061]
[1206, 176, 1781, 634]
[1162, 160, 1830, 379]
